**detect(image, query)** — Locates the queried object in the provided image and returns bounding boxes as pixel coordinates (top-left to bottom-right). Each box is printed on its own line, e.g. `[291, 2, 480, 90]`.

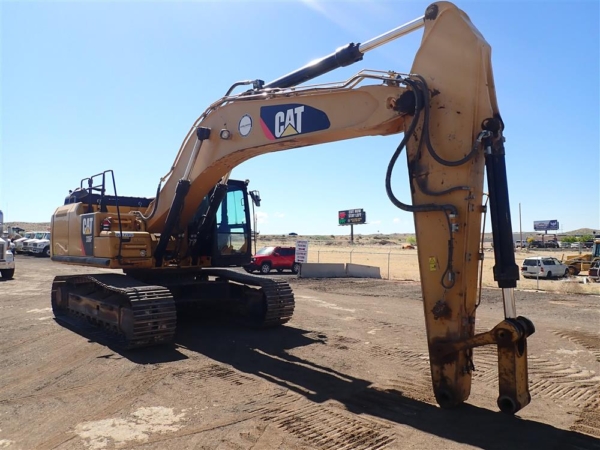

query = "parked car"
[244, 246, 300, 274]
[544, 241, 559, 248]
[521, 256, 569, 279]
[570, 242, 583, 249]
[528, 240, 544, 249]
[514, 240, 527, 248]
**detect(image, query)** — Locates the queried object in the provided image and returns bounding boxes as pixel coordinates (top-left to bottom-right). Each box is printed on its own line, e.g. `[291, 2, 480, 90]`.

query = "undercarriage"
[51, 269, 295, 349]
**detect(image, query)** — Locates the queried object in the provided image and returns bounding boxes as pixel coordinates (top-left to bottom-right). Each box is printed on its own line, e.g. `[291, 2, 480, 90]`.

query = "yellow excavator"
[50, 2, 535, 414]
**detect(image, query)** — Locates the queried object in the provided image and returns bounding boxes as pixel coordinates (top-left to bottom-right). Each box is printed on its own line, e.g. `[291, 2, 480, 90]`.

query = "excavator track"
[51, 273, 177, 349]
[200, 268, 295, 327]
[51, 269, 294, 349]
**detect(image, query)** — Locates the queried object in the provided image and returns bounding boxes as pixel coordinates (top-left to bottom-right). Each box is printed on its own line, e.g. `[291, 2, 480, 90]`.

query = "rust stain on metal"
[432, 299, 452, 320]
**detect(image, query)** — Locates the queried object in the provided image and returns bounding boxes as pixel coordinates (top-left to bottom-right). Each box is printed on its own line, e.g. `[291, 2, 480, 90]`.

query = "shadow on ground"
[173, 320, 599, 450]
[55, 312, 599, 450]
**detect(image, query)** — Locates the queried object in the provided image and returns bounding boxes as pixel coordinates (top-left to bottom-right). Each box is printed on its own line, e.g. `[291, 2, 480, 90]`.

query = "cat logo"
[274, 106, 304, 138]
[82, 217, 93, 235]
[260, 103, 330, 140]
[80, 214, 95, 255]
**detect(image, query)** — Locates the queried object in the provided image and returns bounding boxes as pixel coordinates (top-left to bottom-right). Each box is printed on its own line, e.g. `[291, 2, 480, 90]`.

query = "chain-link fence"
[307, 249, 420, 281]
[305, 248, 598, 295]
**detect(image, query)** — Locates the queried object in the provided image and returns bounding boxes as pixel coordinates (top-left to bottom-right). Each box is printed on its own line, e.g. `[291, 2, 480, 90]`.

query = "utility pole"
[519, 203, 522, 249]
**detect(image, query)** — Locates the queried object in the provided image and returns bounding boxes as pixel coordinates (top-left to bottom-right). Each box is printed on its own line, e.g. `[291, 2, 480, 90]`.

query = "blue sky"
[1, 0, 598, 236]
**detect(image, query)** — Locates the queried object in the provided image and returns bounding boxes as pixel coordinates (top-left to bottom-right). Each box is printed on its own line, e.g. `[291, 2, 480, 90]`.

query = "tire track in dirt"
[345, 332, 600, 442]
[356, 318, 397, 332]
[311, 329, 600, 420]
[253, 402, 397, 450]
[0, 342, 105, 399]
[306, 332, 431, 373]
[171, 360, 400, 449]
[0, 364, 156, 406]
[0, 331, 51, 353]
[552, 329, 600, 440]
[0, 326, 66, 364]
[65, 369, 303, 449]
[35, 368, 172, 450]
[569, 391, 600, 440]
[125, 391, 308, 449]
[172, 364, 259, 387]
[368, 345, 431, 369]
[305, 332, 435, 404]
[553, 329, 600, 362]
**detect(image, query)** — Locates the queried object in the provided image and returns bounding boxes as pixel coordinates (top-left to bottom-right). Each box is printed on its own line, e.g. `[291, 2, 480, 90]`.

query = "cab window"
[216, 188, 248, 255]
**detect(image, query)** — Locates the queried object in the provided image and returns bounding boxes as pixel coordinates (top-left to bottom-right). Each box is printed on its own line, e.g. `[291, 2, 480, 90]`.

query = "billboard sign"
[338, 209, 366, 225]
[295, 240, 309, 263]
[533, 220, 559, 231]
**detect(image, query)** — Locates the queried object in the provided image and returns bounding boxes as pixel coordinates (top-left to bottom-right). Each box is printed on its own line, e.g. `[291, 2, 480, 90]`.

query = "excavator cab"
[188, 179, 253, 268]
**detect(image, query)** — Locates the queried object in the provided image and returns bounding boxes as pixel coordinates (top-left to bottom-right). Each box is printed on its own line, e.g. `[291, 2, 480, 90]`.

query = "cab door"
[211, 180, 252, 267]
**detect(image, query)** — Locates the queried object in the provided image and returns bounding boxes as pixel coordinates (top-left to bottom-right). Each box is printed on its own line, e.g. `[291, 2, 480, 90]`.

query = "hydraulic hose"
[414, 75, 480, 167]
[386, 77, 458, 288]
[135, 181, 163, 222]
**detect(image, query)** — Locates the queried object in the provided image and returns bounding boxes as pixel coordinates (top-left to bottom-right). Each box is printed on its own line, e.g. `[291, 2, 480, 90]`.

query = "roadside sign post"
[534, 220, 559, 248]
[338, 209, 367, 243]
[295, 240, 309, 264]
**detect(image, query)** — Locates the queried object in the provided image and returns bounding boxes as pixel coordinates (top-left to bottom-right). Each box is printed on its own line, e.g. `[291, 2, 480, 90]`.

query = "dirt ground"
[1, 257, 599, 450]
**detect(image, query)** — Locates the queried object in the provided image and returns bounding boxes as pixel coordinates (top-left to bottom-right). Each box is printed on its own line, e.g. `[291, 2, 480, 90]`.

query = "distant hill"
[5, 222, 51, 233]
[561, 228, 598, 236]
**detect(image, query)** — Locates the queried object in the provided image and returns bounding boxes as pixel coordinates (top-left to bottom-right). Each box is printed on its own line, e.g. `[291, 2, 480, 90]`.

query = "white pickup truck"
[13, 231, 36, 253]
[0, 237, 15, 279]
[22, 231, 50, 256]
[25, 232, 51, 257]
